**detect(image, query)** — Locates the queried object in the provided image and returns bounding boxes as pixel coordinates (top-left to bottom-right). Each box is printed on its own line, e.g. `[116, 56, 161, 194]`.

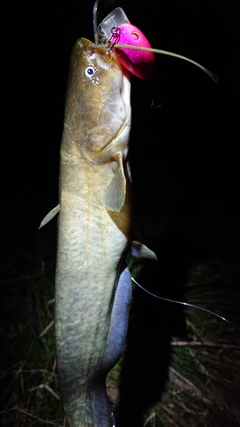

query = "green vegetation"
[1, 230, 240, 426]
[0, 230, 65, 426]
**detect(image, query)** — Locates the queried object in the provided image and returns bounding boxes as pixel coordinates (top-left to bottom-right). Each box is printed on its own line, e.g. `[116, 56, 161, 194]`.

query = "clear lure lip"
[98, 7, 130, 44]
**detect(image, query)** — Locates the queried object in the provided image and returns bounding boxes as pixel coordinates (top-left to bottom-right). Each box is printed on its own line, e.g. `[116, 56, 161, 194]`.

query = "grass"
[0, 229, 64, 426]
[1, 229, 240, 426]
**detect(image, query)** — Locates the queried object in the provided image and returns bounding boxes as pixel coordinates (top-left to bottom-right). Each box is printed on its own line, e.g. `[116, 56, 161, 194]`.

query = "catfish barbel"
[55, 37, 132, 427]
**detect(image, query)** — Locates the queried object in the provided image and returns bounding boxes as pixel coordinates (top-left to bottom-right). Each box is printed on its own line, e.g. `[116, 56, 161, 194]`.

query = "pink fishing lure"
[98, 7, 157, 80]
[98, 6, 217, 82]
[111, 23, 157, 80]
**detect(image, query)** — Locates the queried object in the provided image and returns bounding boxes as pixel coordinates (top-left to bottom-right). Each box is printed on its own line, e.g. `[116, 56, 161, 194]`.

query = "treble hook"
[110, 26, 121, 45]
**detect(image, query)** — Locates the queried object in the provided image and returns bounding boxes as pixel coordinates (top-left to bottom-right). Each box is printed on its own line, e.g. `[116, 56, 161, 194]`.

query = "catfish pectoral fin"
[103, 154, 126, 212]
[131, 240, 158, 260]
[38, 204, 60, 229]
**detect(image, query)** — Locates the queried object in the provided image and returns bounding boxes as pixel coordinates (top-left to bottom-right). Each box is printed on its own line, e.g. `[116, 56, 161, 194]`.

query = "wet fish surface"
[55, 38, 132, 427]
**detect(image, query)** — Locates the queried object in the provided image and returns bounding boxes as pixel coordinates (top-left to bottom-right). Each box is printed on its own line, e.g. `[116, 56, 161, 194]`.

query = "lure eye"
[131, 31, 139, 41]
[85, 66, 95, 78]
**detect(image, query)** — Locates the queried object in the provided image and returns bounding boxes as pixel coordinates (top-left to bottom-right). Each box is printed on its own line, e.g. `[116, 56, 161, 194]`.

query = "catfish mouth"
[95, 48, 115, 70]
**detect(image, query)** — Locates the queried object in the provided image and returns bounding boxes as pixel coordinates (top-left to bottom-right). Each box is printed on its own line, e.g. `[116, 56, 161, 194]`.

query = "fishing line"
[131, 276, 232, 325]
[93, 0, 99, 44]
[115, 44, 219, 82]
[92, 43, 219, 82]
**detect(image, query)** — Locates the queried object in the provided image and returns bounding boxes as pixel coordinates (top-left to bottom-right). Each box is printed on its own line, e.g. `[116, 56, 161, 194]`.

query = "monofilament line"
[131, 277, 231, 325]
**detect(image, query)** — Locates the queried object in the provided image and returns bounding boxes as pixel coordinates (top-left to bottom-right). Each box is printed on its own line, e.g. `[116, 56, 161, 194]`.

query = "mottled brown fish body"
[55, 39, 131, 426]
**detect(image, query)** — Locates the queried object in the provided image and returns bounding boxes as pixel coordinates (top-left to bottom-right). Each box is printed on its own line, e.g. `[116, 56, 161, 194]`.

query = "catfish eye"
[85, 66, 95, 78]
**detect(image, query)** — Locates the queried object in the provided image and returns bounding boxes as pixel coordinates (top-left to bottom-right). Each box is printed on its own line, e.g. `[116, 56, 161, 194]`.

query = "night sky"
[2, 0, 240, 268]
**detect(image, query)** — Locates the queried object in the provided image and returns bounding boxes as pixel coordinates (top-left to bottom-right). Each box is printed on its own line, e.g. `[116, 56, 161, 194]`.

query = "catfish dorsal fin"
[39, 204, 60, 229]
[103, 153, 126, 212]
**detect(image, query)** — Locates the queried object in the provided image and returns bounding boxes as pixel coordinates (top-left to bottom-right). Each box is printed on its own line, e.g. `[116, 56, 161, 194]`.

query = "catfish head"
[62, 38, 131, 165]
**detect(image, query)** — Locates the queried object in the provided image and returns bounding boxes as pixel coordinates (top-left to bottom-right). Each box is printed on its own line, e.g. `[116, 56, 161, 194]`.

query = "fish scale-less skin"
[55, 38, 131, 426]
[55, 175, 129, 424]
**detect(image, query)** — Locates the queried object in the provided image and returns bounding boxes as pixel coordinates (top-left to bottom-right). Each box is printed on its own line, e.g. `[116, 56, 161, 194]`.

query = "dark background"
[1, 1, 240, 425]
[2, 0, 240, 265]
